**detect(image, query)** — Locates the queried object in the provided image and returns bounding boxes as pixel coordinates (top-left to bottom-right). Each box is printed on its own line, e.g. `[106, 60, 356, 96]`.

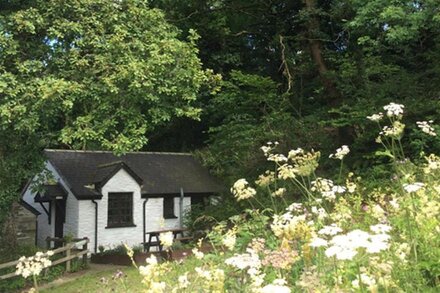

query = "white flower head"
[272, 187, 286, 197]
[192, 248, 204, 259]
[403, 182, 424, 193]
[367, 112, 384, 122]
[383, 102, 404, 118]
[231, 179, 257, 201]
[329, 145, 350, 160]
[159, 231, 174, 248]
[370, 224, 392, 234]
[309, 237, 328, 248]
[416, 121, 436, 136]
[260, 278, 291, 293]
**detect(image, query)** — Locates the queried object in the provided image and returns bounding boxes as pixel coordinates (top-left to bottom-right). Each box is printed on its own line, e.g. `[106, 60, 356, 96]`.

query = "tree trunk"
[304, 0, 341, 105]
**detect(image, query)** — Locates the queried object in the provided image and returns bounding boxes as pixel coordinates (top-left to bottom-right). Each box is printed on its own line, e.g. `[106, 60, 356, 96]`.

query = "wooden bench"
[143, 228, 191, 252]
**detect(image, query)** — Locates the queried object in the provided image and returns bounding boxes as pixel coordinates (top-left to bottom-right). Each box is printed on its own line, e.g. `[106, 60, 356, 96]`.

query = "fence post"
[82, 238, 88, 265]
[66, 244, 71, 272]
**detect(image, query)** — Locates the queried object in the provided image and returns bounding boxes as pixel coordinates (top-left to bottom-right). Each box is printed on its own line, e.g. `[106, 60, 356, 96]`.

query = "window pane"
[108, 193, 133, 226]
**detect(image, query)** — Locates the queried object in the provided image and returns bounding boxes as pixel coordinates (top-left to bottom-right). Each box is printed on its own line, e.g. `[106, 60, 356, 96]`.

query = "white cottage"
[21, 149, 222, 252]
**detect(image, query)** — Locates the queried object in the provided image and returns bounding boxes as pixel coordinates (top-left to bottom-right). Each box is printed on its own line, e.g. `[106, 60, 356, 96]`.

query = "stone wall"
[13, 202, 37, 246]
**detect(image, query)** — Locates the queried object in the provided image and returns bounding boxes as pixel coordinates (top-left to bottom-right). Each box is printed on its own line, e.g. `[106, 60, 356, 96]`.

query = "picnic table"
[143, 228, 192, 252]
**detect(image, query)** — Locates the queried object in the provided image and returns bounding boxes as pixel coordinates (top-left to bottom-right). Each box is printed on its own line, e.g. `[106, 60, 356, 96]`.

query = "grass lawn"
[41, 257, 205, 292]
[41, 266, 143, 293]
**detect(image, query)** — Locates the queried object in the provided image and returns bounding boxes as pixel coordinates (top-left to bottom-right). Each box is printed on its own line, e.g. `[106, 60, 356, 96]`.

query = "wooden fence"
[0, 237, 89, 281]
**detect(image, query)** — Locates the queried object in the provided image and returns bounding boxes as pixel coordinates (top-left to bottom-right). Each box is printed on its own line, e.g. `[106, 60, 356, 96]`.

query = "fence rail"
[0, 237, 89, 281]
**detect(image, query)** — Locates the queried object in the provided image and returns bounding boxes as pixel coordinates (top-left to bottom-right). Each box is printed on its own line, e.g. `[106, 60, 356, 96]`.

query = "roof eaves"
[97, 162, 143, 189]
[45, 156, 80, 200]
[19, 199, 41, 216]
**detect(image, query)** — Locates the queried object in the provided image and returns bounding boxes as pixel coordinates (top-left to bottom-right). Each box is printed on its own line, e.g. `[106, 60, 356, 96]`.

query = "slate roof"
[35, 183, 68, 202]
[44, 149, 223, 200]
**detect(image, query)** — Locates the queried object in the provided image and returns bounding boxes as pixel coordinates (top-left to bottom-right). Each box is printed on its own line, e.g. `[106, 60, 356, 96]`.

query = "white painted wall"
[77, 168, 191, 252]
[24, 163, 192, 252]
[22, 161, 79, 247]
[77, 169, 143, 251]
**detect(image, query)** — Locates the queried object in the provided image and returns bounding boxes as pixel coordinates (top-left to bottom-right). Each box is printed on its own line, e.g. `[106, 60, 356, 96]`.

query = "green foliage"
[0, 0, 217, 230]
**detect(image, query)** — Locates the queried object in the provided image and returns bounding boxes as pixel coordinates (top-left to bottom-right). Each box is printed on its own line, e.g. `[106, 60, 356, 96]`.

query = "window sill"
[105, 223, 137, 229]
[163, 215, 178, 219]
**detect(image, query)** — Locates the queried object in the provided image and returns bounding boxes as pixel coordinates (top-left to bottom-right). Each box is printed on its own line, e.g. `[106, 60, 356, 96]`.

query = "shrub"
[131, 102, 439, 292]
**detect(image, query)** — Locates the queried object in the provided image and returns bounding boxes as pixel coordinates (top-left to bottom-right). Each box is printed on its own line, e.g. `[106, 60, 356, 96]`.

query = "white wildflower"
[222, 230, 237, 251]
[329, 145, 350, 160]
[382, 121, 405, 138]
[260, 278, 291, 293]
[318, 224, 342, 236]
[159, 231, 174, 248]
[367, 112, 384, 122]
[383, 102, 404, 118]
[267, 153, 288, 163]
[403, 182, 424, 193]
[370, 224, 392, 234]
[272, 188, 286, 197]
[352, 273, 376, 289]
[277, 164, 296, 180]
[309, 237, 328, 248]
[231, 179, 257, 201]
[225, 249, 261, 271]
[178, 273, 190, 289]
[417, 120, 436, 136]
[192, 248, 204, 259]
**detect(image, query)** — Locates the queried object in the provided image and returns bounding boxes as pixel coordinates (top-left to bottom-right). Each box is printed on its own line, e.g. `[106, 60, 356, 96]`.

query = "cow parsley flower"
[370, 224, 392, 234]
[277, 164, 296, 180]
[192, 248, 204, 259]
[178, 273, 190, 289]
[225, 249, 261, 271]
[309, 237, 328, 248]
[272, 187, 286, 197]
[383, 102, 404, 118]
[352, 273, 376, 289]
[381, 121, 405, 138]
[231, 179, 257, 201]
[16, 251, 53, 278]
[260, 278, 291, 293]
[318, 224, 342, 236]
[255, 171, 275, 186]
[222, 229, 237, 251]
[329, 145, 350, 160]
[403, 182, 424, 193]
[367, 112, 384, 122]
[159, 231, 174, 248]
[416, 120, 436, 136]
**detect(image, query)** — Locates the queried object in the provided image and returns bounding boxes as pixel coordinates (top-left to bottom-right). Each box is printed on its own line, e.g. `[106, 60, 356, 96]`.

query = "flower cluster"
[230, 178, 256, 201]
[255, 171, 275, 186]
[311, 225, 392, 261]
[139, 255, 168, 292]
[402, 182, 424, 193]
[16, 251, 53, 278]
[160, 231, 174, 249]
[417, 120, 436, 136]
[367, 112, 384, 122]
[383, 102, 404, 118]
[329, 145, 350, 160]
[261, 248, 298, 269]
[381, 121, 405, 138]
[311, 178, 346, 201]
[222, 228, 237, 250]
[287, 148, 320, 177]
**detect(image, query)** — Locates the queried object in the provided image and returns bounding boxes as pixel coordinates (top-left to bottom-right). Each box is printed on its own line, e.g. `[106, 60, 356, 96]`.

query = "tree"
[0, 0, 217, 228]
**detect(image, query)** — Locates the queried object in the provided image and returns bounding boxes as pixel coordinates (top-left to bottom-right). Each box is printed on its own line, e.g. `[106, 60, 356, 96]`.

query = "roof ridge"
[44, 149, 192, 156]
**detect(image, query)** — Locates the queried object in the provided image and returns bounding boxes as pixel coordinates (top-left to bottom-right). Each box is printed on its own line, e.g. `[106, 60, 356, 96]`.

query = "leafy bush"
[132, 103, 439, 292]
